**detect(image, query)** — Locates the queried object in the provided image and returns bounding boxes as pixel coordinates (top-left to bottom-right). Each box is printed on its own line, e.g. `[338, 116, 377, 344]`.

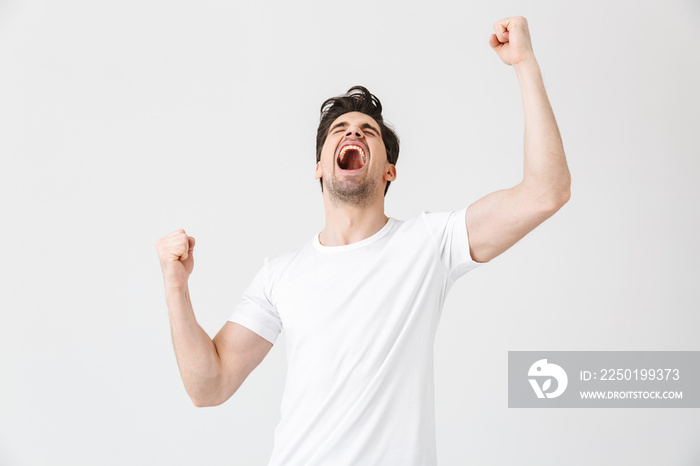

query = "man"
[155, 16, 570, 466]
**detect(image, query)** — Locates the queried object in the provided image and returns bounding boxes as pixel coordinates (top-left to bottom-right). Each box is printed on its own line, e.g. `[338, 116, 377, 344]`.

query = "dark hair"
[315, 85, 400, 196]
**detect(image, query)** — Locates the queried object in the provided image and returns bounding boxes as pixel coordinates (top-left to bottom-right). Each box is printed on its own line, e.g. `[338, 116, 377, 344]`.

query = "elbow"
[187, 371, 228, 408]
[191, 396, 224, 408]
[557, 184, 571, 207]
[190, 388, 232, 408]
[538, 187, 570, 214]
[191, 397, 211, 408]
[523, 171, 571, 212]
[189, 391, 210, 407]
[561, 170, 572, 203]
[548, 175, 571, 211]
[545, 190, 570, 213]
[189, 389, 225, 408]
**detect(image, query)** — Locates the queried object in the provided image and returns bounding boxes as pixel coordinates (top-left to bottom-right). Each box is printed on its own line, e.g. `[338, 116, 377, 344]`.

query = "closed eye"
[332, 128, 377, 136]
[335, 129, 375, 136]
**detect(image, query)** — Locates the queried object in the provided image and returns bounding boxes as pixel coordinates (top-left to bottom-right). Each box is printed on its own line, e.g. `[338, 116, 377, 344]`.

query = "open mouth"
[337, 144, 367, 171]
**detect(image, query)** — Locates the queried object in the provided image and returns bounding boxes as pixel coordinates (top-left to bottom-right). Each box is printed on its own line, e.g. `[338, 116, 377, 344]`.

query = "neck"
[318, 195, 389, 247]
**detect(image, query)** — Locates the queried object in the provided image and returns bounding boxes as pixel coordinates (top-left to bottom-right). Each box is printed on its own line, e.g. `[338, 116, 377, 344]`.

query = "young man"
[155, 16, 570, 466]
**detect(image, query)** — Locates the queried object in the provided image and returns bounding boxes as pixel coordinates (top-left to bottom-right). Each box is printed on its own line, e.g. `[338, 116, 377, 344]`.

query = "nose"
[345, 126, 364, 138]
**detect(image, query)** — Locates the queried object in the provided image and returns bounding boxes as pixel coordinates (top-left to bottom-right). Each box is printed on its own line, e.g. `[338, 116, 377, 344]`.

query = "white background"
[1, 0, 699, 464]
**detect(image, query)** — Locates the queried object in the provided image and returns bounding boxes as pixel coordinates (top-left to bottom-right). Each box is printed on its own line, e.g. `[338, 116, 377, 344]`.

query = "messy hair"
[315, 85, 400, 196]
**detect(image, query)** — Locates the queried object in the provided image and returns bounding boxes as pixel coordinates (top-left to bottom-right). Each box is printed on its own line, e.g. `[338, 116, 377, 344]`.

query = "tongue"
[341, 149, 364, 170]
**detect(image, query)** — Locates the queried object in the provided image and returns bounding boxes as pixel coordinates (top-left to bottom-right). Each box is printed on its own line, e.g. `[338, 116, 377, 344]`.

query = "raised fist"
[155, 229, 196, 289]
[489, 16, 536, 67]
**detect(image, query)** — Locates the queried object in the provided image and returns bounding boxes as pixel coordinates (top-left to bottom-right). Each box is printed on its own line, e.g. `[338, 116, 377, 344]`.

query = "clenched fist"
[155, 229, 196, 289]
[489, 16, 536, 67]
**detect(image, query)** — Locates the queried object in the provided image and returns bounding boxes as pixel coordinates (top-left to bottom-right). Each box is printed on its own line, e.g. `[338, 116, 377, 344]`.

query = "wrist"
[165, 283, 190, 299]
[513, 56, 539, 74]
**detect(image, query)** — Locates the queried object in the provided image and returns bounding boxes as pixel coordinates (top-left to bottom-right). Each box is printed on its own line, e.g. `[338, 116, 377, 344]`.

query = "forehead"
[328, 112, 381, 135]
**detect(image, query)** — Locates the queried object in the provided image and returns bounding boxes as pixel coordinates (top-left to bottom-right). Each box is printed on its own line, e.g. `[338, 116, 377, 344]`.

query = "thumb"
[493, 21, 510, 43]
[182, 236, 195, 261]
[489, 34, 505, 52]
[181, 236, 195, 261]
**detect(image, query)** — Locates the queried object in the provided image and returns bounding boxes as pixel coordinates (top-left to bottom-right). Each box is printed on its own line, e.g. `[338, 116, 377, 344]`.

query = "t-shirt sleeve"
[228, 257, 282, 345]
[421, 205, 485, 282]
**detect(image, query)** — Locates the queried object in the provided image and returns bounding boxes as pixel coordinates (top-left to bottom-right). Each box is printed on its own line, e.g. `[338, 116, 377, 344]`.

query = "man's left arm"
[466, 16, 571, 264]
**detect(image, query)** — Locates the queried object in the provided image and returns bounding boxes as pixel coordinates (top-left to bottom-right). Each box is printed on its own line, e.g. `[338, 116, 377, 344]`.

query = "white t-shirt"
[228, 207, 485, 466]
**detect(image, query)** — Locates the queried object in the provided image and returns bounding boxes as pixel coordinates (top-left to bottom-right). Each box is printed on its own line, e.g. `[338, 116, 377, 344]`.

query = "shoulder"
[420, 207, 467, 227]
[386, 209, 465, 241]
[391, 210, 429, 232]
[401, 207, 468, 241]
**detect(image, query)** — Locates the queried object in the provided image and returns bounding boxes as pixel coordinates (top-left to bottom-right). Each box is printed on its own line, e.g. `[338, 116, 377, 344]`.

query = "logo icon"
[528, 359, 568, 399]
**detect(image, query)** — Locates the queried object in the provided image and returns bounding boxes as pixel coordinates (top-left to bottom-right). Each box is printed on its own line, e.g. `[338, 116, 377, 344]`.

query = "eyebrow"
[329, 121, 380, 136]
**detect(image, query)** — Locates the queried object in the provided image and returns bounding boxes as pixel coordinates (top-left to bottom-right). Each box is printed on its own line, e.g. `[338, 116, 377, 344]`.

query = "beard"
[323, 170, 379, 208]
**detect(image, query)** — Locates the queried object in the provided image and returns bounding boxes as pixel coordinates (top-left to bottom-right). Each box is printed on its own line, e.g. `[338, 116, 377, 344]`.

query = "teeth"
[338, 145, 367, 165]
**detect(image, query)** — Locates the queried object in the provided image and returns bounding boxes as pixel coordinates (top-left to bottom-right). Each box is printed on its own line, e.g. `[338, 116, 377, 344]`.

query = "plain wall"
[1, 0, 699, 464]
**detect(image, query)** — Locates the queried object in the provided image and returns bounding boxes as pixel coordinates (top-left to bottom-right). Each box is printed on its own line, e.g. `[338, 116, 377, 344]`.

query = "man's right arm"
[166, 285, 273, 407]
[157, 230, 273, 407]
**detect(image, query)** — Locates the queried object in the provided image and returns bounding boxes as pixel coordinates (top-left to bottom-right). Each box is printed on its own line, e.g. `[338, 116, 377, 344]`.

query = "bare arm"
[166, 285, 223, 407]
[466, 17, 571, 263]
[157, 230, 273, 407]
[212, 320, 274, 405]
[166, 285, 273, 407]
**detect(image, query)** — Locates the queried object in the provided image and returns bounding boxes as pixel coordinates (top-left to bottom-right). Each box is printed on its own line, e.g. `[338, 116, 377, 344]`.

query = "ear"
[314, 161, 322, 179]
[383, 164, 397, 182]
